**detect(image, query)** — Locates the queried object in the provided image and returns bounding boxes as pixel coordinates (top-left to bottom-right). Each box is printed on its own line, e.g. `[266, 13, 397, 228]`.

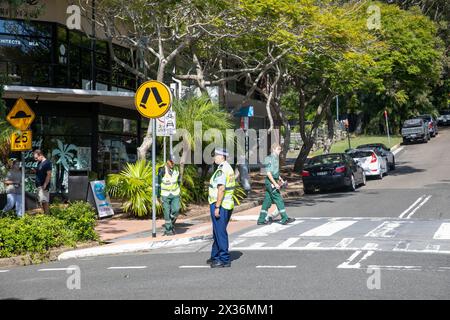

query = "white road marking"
[305, 242, 321, 248]
[230, 215, 259, 221]
[256, 266, 296, 269]
[337, 250, 375, 269]
[366, 265, 422, 271]
[38, 268, 78, 272]
[405, 195, 432, 219]
[179, 266, 210, 269]
[362, 243, 379, 250]
[335, 238, 355, 248]
[425, 244, 440, 252]
[107, 266, 147, 270]
[365, 221, 407, 238]
[399, 195, 425, 218]
[229, 239, 247, 247]
[392, 146, 404, 155]
[248, 242, 267, 248]
[433, 223, 450, 240]
[240, 220, 302, 237]
[393, 241, 411, 251]
[0, 270, 10, 273]
[277, 237, 300, 248]
[300, 220, 356, 237]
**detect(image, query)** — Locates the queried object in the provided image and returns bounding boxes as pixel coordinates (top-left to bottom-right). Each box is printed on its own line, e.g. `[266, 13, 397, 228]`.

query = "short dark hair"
[33, 149, 44, 156]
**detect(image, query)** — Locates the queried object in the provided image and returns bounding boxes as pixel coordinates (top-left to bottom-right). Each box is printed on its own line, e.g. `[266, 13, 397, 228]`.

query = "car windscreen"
[440, 110, 450, 115]
[307, 155, 343, 166]
[403, 119, 422, 128]
[418, 115, 432, 121]
[348, 151, 373, 158]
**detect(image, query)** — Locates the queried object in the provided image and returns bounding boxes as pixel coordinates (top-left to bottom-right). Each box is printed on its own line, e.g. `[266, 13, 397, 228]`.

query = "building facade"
[0, 0, 269, 198]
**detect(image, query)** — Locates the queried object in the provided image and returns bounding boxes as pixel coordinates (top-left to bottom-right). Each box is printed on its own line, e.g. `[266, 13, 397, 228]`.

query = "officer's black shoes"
[211, 261, 231, 268]
[206, 258, 214, 264]
[257, 220, 269, 225]
[267, 217, 274, 224]
[281, 217, 296, 225]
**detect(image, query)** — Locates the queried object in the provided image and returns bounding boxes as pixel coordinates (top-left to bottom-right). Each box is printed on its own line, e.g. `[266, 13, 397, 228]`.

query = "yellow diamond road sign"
[11, 130, 32, 152]
[134, 81, 172, 119]
[6, 98, 35, 131]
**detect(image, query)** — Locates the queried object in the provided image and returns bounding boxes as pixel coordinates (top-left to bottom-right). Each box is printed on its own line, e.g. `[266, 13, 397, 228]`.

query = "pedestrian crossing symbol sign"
[6, 97, 35, 131]
[134, 81, 172, 119]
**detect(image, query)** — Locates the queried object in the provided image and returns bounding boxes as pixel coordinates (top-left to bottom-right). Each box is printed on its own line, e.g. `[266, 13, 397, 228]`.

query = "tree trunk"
[322, 106, 334, 154]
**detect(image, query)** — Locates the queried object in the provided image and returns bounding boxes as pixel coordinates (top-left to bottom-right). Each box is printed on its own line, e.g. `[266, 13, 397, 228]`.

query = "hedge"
[0, 201, 98, 258]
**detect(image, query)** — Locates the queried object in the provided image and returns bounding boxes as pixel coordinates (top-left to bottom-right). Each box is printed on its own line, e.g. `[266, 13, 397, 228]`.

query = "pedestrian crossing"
[230, 217, 450, 255]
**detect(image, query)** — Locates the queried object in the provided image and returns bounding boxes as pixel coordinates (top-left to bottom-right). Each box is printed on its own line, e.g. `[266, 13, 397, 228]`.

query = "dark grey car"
[356, 143, 395, 171]
[417, 114, 438, 137]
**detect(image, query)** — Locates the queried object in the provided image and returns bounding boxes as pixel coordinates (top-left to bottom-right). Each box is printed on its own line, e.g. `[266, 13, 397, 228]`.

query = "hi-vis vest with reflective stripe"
[208, 161, 235, 210]
[161, 167, 180, 197]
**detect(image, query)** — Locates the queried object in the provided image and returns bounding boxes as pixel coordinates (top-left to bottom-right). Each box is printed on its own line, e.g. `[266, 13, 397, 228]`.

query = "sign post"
[134, 81, 172, 238]
[6, 98, 35, 217]
[384, 110, 391, 145]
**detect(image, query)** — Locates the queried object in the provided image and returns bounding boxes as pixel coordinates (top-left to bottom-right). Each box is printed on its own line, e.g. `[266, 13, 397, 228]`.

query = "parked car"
[437, 110, 450, 126]
[417, 114, 438, 137]
[401, 118, 430, 144]
[356, 143, 395, 170]
[301, 153, 365, 194]
[346, 148, 388, 179]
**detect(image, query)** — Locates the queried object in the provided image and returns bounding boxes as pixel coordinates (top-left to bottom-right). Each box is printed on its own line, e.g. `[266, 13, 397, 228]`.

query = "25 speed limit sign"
[11, 130, 32, 151]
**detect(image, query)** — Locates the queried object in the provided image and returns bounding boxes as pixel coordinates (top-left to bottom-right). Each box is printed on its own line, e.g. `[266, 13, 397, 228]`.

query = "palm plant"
[173, 94, 234, 179]
[107, 160, 160, 218]
[52, 140, 77, 193]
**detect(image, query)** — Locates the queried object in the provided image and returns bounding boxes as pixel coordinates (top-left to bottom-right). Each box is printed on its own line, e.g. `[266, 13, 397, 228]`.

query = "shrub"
[49, 201, 98, 242]
[0, 201, 98, 258]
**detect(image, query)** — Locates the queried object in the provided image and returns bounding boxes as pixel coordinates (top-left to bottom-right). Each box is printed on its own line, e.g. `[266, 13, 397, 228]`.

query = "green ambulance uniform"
[157, 165, 181, 234]
[257, 153, 289, 224]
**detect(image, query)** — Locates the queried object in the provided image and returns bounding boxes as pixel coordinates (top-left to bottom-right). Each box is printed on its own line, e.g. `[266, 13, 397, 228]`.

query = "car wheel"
[348, 174, 356, 191]
[360, 173, 366, 186]
[390, 158, 396, 171]
[303, 186, 314, 194]
[378, 170, 383, 180]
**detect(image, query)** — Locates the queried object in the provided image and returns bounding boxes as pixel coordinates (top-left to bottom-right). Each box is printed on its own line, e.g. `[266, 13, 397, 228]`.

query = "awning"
[3, 85, 135, 109]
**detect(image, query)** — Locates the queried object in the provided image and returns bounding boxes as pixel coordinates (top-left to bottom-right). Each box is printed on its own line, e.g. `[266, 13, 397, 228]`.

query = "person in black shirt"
[33, 149, 52, 214]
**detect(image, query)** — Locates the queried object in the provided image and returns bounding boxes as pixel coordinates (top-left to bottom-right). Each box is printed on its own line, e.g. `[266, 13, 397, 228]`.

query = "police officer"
[157, 158, 181, 236]
[257, 143, 295, 225]
[207, 148, 235, 268]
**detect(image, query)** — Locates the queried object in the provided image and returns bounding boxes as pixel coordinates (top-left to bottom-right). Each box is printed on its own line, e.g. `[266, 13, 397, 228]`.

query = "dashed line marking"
[0, 270, 10, 273]
[107, 266, 147, 270]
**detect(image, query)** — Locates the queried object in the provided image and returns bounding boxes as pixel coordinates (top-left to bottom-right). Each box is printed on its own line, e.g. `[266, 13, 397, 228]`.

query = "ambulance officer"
[257, 143, 295, 225]
[157, 158, 181, 236]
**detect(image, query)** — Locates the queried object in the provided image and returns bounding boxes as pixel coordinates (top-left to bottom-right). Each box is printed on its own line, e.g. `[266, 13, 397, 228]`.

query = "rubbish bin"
[68, 170, 89, 201]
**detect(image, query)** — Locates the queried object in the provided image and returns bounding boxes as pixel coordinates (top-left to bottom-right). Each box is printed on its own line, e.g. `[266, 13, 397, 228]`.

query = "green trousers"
[162, 194, 181, 232]
[257, 183, 288, 224]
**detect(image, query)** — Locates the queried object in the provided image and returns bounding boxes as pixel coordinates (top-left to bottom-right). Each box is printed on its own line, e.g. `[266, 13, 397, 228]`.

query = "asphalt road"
[1, 128, 450, 300]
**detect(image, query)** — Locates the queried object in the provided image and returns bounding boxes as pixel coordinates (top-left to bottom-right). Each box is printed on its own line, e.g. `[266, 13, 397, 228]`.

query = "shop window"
[98, 134, 138, 178]
[99, 115, 137, 135]
[31, 116, 92, 136]
[23, 135, 91, 195]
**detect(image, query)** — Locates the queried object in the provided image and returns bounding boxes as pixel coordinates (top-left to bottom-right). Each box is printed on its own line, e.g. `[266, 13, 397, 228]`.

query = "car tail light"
[429, 123, 433, 129]
[335, 166, 346, 173]
[301, 170, 310, 177]
[370, 153, 377, 163]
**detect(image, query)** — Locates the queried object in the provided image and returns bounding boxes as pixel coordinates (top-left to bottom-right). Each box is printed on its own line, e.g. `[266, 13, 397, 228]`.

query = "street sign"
[157, 110, 176, 136]
[6, 98, 35, 130]
[87, 181, 115, 218]
[10, 130, 32, 151]
[134, 80, 172, 119]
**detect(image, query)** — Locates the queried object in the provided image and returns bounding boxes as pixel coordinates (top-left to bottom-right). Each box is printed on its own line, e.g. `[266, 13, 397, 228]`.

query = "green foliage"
[0, 201, 98, 258]
[49, 201, 98, 242]
[107, 160, 159, 218]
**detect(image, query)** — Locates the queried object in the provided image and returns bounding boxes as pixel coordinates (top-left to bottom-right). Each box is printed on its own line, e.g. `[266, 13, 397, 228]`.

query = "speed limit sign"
[11, 130, 32, 151]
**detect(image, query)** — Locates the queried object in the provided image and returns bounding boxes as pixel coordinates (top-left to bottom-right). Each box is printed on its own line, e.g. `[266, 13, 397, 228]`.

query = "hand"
[214, 207, 220, 218]
[274, 183, 281, 190]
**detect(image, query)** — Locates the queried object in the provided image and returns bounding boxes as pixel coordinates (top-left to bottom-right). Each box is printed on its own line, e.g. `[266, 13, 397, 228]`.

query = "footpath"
[58, 165, 304, 260]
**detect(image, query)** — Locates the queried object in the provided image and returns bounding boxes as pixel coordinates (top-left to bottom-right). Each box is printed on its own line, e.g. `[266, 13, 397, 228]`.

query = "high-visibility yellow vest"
[208, 161, 235, 210]
[161, 166, 180, 197]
